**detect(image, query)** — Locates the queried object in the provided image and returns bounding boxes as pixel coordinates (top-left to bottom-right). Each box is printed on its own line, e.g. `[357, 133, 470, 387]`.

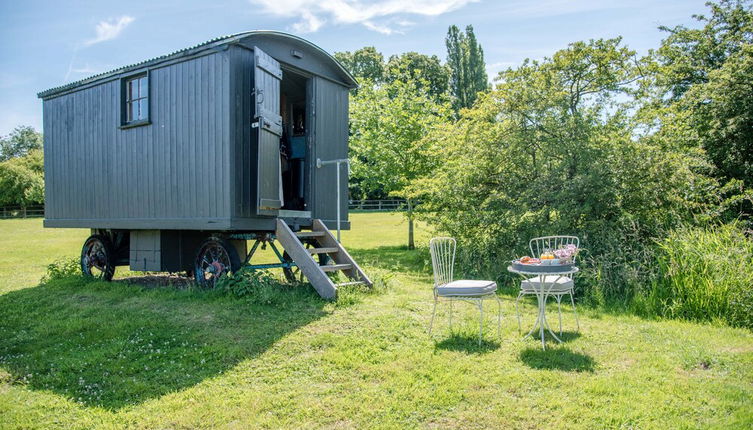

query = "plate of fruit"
[512, 245, 577, 272]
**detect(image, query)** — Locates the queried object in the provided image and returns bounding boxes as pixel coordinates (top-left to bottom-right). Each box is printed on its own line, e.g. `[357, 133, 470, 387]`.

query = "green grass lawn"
[1, 213, 752, 429]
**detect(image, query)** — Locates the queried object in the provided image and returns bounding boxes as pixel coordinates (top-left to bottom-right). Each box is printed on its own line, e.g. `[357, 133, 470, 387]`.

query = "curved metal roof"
[38, 30, 357, 99]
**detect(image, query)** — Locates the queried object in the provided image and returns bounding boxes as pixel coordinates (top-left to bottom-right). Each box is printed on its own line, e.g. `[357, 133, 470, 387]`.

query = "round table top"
[507, 265, 579, 276]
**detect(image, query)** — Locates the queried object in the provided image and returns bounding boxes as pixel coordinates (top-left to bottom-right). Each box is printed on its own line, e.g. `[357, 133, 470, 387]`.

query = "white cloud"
[249, 0, 477, 33]
[292, 11, 324, 33]
[84, 15, 135, 46]
[363, 21, 397, 35]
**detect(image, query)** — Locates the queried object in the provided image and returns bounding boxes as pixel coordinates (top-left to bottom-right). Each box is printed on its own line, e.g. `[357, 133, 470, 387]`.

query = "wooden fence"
[348, 199, 407, 211]
[0, 205, 44, 219]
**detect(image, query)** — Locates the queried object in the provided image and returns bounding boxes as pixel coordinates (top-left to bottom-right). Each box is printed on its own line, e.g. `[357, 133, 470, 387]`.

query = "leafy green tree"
[334, 46, 385, 83]
[646, 1, 753, 193]
[349, 79, 451, 249]
[419, 38, 725, 300]
[655, 0, 753, 100]
[384, 52, 450, 99]
[684, 44, 753, 188]
[0, 149, 44, 207]
[445, 25, 488, 113]
[0, 126, 43, 161]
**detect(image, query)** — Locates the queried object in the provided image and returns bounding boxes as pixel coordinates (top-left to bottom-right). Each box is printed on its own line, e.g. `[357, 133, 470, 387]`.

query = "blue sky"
[0, 0, 708, 136]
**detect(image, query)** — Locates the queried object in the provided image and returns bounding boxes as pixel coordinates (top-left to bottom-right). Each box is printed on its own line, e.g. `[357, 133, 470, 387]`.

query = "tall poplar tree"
[445, 25, 488, 114]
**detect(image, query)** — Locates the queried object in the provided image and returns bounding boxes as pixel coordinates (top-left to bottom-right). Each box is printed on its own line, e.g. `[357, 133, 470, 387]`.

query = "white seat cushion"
[436, 279, 497, 297]
[521, 275, 574, 293]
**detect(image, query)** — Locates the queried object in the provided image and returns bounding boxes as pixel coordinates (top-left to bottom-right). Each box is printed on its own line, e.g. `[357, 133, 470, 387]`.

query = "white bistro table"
[507, 265, 579, 350]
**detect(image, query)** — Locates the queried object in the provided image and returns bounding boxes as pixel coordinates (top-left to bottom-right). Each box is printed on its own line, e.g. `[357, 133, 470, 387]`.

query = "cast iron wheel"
[80, 234, 116, 281]
[282, 251, 303, 283]
[282, 244, 329, 284]
[194, 237, 240, 288]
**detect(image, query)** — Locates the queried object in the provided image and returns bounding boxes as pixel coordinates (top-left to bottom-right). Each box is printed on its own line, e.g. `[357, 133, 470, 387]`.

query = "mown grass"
[1, 213, 752, 428]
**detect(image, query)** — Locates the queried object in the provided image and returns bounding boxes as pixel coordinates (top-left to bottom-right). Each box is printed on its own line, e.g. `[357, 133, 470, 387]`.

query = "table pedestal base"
[524, 289, 562, 350]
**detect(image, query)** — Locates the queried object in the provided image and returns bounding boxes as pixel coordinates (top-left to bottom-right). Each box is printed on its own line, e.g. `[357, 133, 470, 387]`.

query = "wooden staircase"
[276, 219, 372, 299]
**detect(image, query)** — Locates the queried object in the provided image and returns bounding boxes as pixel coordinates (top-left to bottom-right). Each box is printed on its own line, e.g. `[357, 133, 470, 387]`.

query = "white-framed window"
[122, 74, 149, 125]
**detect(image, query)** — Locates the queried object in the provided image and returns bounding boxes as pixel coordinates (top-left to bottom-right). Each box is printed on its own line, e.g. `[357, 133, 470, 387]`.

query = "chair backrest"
[529, 235, 580, 262]
[429, 237, 456, 288]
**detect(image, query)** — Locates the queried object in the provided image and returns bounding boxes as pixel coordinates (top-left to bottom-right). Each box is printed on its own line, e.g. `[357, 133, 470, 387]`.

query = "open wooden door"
[311, 77, 350, 226]
[253, 46, 283, 216]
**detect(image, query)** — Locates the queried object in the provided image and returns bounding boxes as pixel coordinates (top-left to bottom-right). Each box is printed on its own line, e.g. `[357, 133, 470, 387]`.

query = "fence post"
[22, 207, 26, 218]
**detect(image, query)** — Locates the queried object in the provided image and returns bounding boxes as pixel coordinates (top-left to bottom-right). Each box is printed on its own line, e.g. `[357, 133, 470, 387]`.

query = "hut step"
[320, 263, 352, 272]
[308, 247, 339, 254]
[275, 219, 373, 300]
[296, 231, 325, 238]
[334, 281, 367, 287]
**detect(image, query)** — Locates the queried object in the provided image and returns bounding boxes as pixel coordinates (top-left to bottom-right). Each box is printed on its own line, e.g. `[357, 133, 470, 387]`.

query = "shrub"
[644, 222, 753, 329]
[42, 258, 81, 283]
[215, 268, 296, 305]
[216, 266, 392, 307]
[415, 38, 745, 310]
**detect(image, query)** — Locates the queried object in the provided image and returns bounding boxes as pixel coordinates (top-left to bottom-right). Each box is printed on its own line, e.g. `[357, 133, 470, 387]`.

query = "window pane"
[139, 77, 148, 99]
[134, 80, 139, 100]
[139, 99, 148, 120]
[124, 75, 148, 123]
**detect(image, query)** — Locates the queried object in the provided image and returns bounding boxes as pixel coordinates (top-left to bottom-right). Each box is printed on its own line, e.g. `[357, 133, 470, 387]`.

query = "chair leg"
[428, 297, 438, 335]
[479, 300, 484, 346]
[569, 292, 580, 332]
[449, 299, 453, 332]
[515, 292, 523, 333]
[496, 296, 502, 339]
[556, 295, 563, 335]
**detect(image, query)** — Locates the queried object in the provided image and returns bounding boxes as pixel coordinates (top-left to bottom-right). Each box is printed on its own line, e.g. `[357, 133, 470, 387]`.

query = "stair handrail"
[315, 157, 349, 242]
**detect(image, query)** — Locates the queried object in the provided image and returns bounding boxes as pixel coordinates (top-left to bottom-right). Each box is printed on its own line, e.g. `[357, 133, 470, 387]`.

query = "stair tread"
[296, 231, 325, 238]
[334, 281, 366, 287]
[308, 247, 339, 254]
[320, 263, 353, 272]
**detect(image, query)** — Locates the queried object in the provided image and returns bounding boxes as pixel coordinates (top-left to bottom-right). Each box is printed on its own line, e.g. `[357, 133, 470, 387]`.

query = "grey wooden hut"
[38, 31, 370, 299]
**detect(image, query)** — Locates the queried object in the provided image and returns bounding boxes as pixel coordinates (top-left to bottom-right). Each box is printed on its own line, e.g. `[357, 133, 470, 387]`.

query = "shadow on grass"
[434, 333, 500, 354]
[519, 347, 595, 372]
[0, 276, 326, 409]
[348, 245, 430, 274]
[556, 331, 582, 342]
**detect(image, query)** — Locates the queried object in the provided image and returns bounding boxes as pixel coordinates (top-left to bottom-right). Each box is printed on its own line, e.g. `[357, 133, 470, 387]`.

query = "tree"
[0, 149, 44, 207]
[0, 126, 43, 161]
[656, 0, 753, 100]
[685, 44, 753, 187]
[384, 52, 450, 100]
[445, 25, 488, 113]
[419, 38, 725, 299]
[334, 46, 385, 83]
[349, 79, 451, 249]
[648, 1, 753, 191]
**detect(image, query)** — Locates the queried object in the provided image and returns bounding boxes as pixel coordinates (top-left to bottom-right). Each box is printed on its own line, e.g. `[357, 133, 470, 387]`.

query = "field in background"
[0, 212, 429, 295]
[0, 213, 752, 428]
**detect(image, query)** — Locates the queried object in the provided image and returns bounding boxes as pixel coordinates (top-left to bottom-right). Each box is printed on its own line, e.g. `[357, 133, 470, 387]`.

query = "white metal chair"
[515, 235, 580, 334]
[429, 237, 502, 345]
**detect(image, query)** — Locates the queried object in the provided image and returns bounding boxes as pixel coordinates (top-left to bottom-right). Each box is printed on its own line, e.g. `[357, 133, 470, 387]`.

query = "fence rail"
[0, 205, 44, 219]
[348, 199, 407, 211]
